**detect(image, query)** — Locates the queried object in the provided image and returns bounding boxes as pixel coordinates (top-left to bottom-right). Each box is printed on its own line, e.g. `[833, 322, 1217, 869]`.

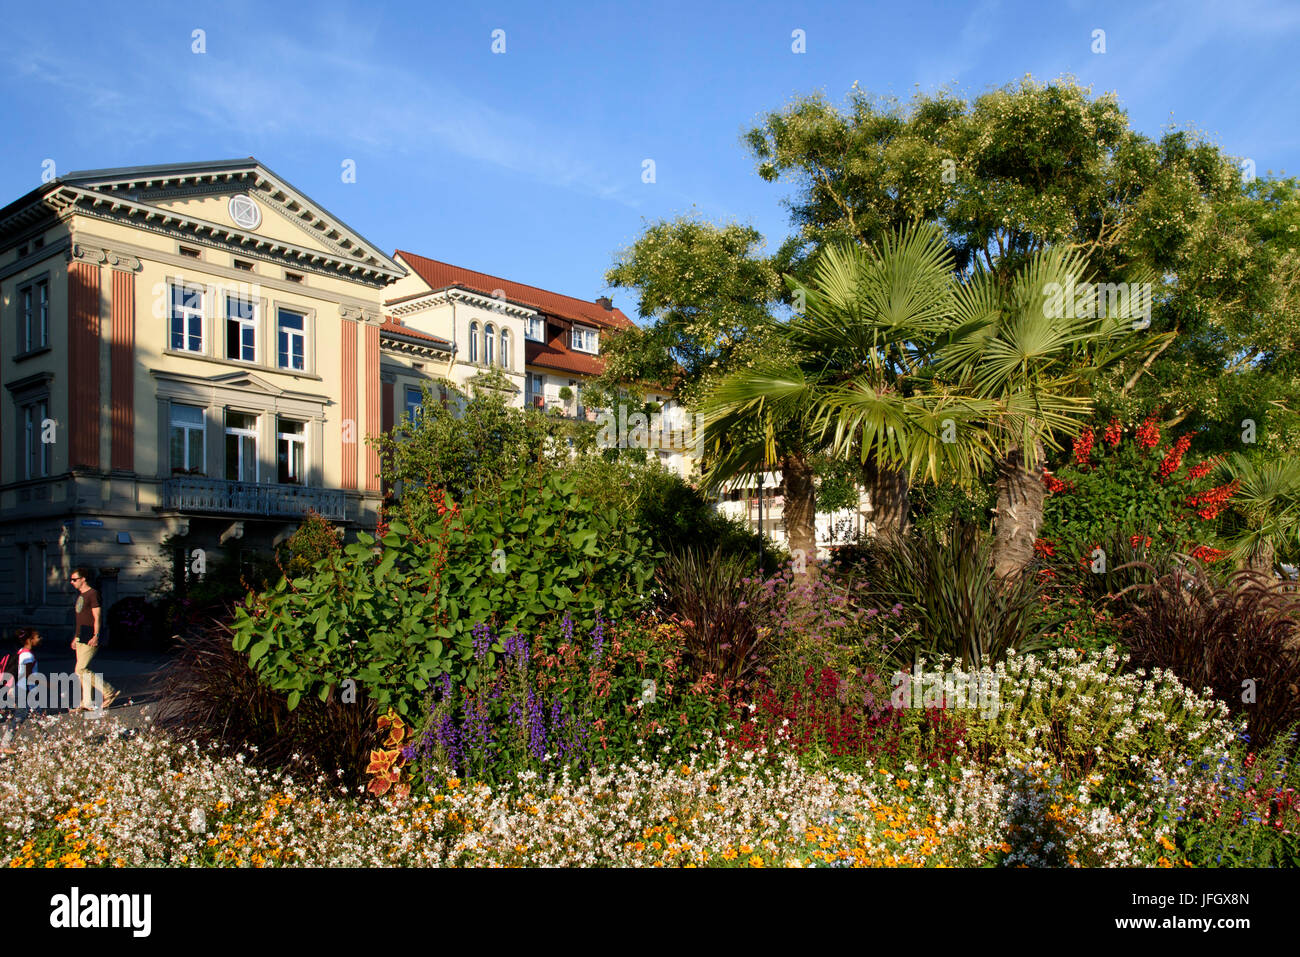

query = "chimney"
[596, 296, 613, 311]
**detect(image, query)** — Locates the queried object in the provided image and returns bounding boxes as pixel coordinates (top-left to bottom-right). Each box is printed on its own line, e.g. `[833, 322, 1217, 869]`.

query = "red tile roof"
[379, 317, 451, 348]
[393, 250, 634, 332]
[524, 340, 604, 376]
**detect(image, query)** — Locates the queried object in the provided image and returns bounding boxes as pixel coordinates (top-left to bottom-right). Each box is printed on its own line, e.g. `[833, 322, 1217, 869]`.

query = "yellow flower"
[747, 855, 764, 868]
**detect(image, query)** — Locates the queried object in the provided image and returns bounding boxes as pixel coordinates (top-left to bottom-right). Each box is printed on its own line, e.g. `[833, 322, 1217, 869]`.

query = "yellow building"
[0, 158, 405, 632]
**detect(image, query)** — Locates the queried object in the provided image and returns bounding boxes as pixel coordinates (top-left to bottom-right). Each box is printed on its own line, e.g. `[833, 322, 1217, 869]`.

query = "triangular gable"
[58, 159, 404, 284]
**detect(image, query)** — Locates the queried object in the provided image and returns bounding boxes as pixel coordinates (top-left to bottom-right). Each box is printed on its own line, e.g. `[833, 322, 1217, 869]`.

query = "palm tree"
[702, 224, 997, 543]
[1217, 453, 1300, 574]
[937, 249, 1166, 578]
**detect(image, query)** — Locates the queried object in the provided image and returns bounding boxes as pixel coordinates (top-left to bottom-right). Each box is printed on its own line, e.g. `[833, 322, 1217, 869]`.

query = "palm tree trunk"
[1245, 539, 1276, 578]
[781, 453, 818, 576]
[991, 440, 1047, 580]
[863, 457, 911, 541]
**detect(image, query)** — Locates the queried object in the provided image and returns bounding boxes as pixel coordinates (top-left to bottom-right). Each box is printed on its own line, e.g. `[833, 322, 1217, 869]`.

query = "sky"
[1, 0, 1297, 318]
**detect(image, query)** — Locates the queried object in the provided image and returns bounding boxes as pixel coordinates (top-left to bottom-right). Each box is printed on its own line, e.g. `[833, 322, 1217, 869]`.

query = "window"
[170, 283, 204, 353]
[485, 324, 495, 365]
[525, 317, 545, 342]
[527, 372, 545, 407]
[284, 271, 303, 283]
[500, 329, 510, 369]
[571, 324, 599, 353]
[169, 404, 205, 474]
[33, 237, 43, 250]
[21, 399, 49, 480]
[18, 278, 49, 353]
[404, 386, 423, 424]
[178, 245, 201, 259]
[468, 322, 479, 362]
[225, 295, 257, 362]
[233, 258, 255, 272]
[277, 309, 306, 371]
[277, 418, 306, 485]
[224, 410, 258, 482]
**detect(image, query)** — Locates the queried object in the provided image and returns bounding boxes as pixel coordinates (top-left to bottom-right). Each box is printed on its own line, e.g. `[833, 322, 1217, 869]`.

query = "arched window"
[469, 322, 479, 362]
[500, 328, 510, 369]
[485, 324, 495, 365]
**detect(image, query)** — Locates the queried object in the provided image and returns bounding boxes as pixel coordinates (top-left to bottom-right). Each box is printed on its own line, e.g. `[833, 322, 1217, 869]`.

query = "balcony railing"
[161, 478, 347, 520]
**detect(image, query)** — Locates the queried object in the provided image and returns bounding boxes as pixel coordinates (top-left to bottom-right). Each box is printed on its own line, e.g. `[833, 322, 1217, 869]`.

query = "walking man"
[70, 567, 118, 713]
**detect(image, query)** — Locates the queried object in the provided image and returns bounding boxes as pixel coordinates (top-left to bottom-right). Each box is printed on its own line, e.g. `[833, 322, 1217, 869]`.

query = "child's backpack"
[0, 647, 18, 680]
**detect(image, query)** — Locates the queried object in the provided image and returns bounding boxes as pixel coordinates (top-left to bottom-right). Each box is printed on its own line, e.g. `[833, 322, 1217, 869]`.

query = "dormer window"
[571, 324, 598, 354]
[525, 317, 545, 342]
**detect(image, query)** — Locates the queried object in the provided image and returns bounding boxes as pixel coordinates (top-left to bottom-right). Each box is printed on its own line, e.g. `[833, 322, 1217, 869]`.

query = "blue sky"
[2, 0, 1297, 317]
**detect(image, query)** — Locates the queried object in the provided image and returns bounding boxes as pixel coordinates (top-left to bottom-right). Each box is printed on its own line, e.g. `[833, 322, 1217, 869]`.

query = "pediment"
[60, 159, 403, 283]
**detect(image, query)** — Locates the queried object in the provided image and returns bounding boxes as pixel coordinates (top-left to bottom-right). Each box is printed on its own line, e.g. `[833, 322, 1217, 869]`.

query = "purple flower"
[504, 631, 530, 670]
[471, 622, 493, 663]
[561, 612, 575, 644]
[591, 613, 606, 664]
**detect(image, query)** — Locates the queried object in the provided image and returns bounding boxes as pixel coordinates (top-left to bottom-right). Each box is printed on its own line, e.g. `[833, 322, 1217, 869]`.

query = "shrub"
[849, 520, 1054, 668]
[275, 509, 342, 580]
[1041, 415, 1232, 559]
[231, 472, 659, 719]
[655, 548, 765, 686]
[1120, 561, 1300, 746]
[961, 646, 1237, 792]
[155, 621, 378, 789]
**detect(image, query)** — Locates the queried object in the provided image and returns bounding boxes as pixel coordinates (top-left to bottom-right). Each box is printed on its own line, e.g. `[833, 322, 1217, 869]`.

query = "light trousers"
[74, 642, 116, 709]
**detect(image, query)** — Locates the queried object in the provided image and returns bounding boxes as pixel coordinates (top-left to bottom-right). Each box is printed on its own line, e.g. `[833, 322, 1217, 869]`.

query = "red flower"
[1072, 427, 1095, 465]
[1043, 471, 1073, 494]
[1033, 538, 1057, 558]
[1136, 416, 1161, 450]
[1158, 435, 1192, 481]
[1103, 417, 1123, 447]
[1188, 461, 1213, 480]
[1128, 534, 1153, 549]
[1186, 480, 1239, 521]
[1191, 545, 1228, 563]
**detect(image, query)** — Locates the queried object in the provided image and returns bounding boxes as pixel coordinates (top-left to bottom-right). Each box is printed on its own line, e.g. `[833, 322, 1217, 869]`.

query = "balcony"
[161, 477, 347, 521]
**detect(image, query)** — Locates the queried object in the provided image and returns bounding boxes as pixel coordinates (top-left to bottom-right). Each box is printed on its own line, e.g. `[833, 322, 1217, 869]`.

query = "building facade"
[0, 159, 404, 634]
[0, 158, 697, 635]
[378, 250, 696, 478]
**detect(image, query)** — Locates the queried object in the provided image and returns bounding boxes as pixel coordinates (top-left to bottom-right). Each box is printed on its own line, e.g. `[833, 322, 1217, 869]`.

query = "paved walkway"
[2, 647, 171, 746]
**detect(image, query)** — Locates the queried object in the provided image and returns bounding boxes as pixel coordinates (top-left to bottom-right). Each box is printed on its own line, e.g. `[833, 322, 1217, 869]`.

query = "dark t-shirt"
[74, 588, 100, 643]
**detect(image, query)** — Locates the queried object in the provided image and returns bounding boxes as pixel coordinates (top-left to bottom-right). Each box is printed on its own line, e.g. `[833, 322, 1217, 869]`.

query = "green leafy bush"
[230, 472, 659, 718]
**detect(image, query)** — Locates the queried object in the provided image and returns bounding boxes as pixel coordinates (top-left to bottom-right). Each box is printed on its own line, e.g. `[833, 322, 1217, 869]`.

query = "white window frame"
[525, 317, 545, 342]
[225, 295, 258, 363]
[469, 322, 479, 363]
[170, 282, 205, 354]
[224, 410, 259, 483]
[277, 308, 307, 371]
[276, 417, 307, 486]
[500, 328, 511, 369]
[571, 324, 599, 354]
[485, 323, 495, 365]
[169, 404, 206, 474]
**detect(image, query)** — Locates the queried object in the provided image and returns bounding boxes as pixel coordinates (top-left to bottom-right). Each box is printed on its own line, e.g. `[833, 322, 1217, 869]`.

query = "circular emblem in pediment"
[228, 194, 262, 230]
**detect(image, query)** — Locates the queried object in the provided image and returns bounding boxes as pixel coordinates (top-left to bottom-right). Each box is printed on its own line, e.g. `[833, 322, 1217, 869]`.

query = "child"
[0, 629, 41, 755]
